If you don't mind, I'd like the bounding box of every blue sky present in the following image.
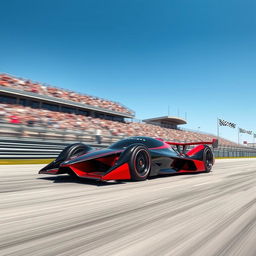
[0,0,256,143]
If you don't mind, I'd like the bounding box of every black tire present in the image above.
[40,143,92,172]
[57,143,91,162]
[203,146,214,173]
[128,145,151,181]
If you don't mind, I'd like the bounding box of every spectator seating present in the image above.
[0,74,132,115]
[0,103,238,147]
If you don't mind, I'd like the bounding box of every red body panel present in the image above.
[102,163,131,180]
[179,159,205,172]
[187,145,205,156]
[41,158,130,180]
[69,162,130,180]
[68,161,103,179]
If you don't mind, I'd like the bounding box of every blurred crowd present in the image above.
[0,103,237,146]
[0,103,111,135]
[0,74,132,115]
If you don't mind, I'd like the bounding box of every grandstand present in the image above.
[0,73,242,148]
[0,74,134,121]
[0,102,238,147]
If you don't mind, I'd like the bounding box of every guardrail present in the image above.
[214,146,256,158]
[0,123,124,143]
[0,123,125,159]
[1,123,256,159]
[0,138,109,159]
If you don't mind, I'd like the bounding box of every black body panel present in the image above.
[40,136,210,179]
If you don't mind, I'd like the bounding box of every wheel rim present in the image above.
[134,150,150,176]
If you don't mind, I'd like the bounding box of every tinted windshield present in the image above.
[109,137,164,149]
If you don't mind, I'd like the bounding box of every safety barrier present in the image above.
[214,146,256,158]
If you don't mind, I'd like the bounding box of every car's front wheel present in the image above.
[128,145,151,181]
[40,143,92,174]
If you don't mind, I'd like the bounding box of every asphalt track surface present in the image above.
[0,159,256,256]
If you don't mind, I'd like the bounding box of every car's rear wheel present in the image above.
[128,145,151,181]
[203,146,214,172]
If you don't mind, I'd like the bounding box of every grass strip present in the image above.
[0,159,54,165]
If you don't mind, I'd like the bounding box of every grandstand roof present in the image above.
[143,116,187,125]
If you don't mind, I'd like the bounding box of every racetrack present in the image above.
[1,159,256,256]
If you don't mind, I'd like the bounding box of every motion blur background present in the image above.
[1,3,256,255]
[1,0,256,158]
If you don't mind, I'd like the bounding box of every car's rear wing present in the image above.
[166,139,218,148]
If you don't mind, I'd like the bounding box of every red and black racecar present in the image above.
[39,136,218,181]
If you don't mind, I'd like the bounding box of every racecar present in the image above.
[39,136,218,181]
